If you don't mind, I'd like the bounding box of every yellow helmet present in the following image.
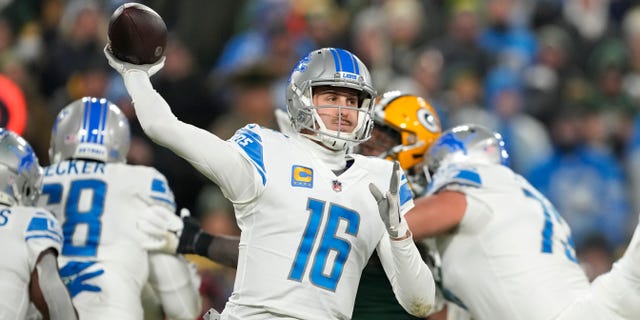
[363,91,441,195]
[372,91,441,170]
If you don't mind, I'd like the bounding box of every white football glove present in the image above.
[137,204,185,253]
[202,308,221,320]
[103,44,165,77]
[369,161,410,239]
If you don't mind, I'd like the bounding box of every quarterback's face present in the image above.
[313,86,359,133]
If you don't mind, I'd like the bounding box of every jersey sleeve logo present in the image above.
[25,212,63,244]
[230,125,267,185]
[291,165,313,188]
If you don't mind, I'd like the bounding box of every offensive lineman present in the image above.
[407,124,640,319]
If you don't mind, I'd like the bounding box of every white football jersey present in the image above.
[39,160,176,320]
[222,125,414,320]
[427,163,592,320]
[0,205,62,319]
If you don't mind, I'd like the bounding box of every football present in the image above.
[108,3,167,65]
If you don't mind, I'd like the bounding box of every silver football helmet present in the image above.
[49,97,130,163]
[0,129,43,206]
[286,47,376,150]
[426,124,510,175]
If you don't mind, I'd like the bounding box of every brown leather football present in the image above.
[108,3,167,65]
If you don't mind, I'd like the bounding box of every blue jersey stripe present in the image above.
[27,215,62,242]
[26,229,62,243]
[234,127,267,185]
[25,234,63,244]
[336,49,356,74]
[454,170,482,185]
[399,182,413,206]
[151,195,176,207]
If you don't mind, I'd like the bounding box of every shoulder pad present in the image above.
[25,210,63,253]
[426,164,482,195]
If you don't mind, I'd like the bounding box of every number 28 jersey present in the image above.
[426,163,590,320]
[222,125,414,320]
[38,160,175,319]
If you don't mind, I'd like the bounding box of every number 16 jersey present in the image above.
[221,125,415,320]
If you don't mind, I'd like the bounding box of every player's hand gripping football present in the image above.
[104,44,165,77]
[369,161,410,239]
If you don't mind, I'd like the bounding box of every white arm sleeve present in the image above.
[147,253,202,320]
[376,235,436,317]
[36,253,77,320]
[123,70,260,202]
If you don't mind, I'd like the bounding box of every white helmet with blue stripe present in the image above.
[426,124,510,176]
[0,129,43,206]
[49,97,131,163]
[286,47,376,150]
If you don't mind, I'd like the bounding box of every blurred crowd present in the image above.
[2,0,640,313]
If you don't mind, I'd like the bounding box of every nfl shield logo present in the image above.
[332,180,342,192]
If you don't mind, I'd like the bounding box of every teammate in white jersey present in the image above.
[0,129,78,320]
[39,97,201,320]
[406,124,640,319]
[105,45,436,319]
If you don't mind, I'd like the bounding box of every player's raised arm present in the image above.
[370,162,436,317]
[104,50,260,203]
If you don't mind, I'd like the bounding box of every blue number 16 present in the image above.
[289,199,360,291]
[42,179,107,257]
